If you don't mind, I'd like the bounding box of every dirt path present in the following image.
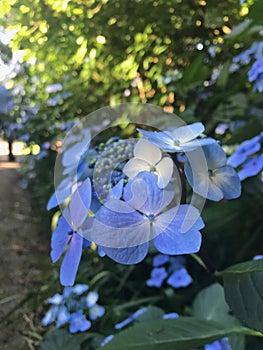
[0,161,52,349]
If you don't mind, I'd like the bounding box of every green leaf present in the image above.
[219,260,263,333]
[216,60,231,89]
[193,284,245,350]
[249,0,263,24]
[193,283,235,324]
[181,54,210,87]
[102,317,252,350]
[137,306,164,322]
[39,329,96,350]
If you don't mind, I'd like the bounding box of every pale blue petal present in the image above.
[102,243,149,264]
[69,177,91,229]
[123,172,168,215]
[171,122,204,143]
[47,185,72,210]
[137,128,177,152]
[48,293,63,305]
[60,233,83,286]
[56,306,71,327]
[89,304,105,320]
[73,284,89,295]
[106,179,124,200]
[42,305,59,326]
[153,206,203,255]
[51,216,72,263]
[94,199,145,228]
[212,166,241,199]
[62,132,91,168]
[203,142,227,169]
[86,291,99,308]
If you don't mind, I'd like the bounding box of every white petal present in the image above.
[134,139,162,164]
[155,157,174,188]
[123,158,150,179]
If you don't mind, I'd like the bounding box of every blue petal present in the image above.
[170,122,204,143]
[137,128,177,152]
[60,233,83,286]
[69,311,91,333]
[106,179,124,200]
[227,136,261,167]
[153,205,203,255]
[163,313,179,319]
[153,254,170,267]
[166,267,192,288]
[73,284,89,295]
[42,305,59,326]
[115,308,147,329]
[89,304,105,320]
[238,154,263,181]
[56,306,71,327]
[212,166,241,199]
[146,267,168,287]
[69,177,91,229]
[51,216,72,263]
[123,171,173,215]
[102,243,149,264]
[203,142,227,169]
[101,335,114,347]
[62,132,91,168]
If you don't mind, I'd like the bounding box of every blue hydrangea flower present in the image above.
[238,154,263,181]
[69,310,91,333]
[167,267,192,288]
[89,304,105,320]
[205,338,231,350]
[248,58,263,92]
[50,178,92,286]
[185,143,241,201]
[123,139,173,188]
[115,308,147,330]
[137,123,215,153]
[146,267,168,287]
[84,172,203,264]
[227,135,261,168]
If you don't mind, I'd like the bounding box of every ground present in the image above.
[0,160,53,349]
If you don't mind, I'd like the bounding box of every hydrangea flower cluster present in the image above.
[146,254,192,289]
[42,283,105,333]
[47,122,241,286]
[231,41,263,92]
[227,132,263,181]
